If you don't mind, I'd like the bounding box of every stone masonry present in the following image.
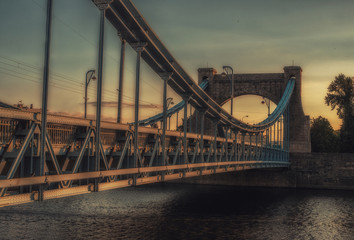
[197,66,311,153]
[177,153,354,190]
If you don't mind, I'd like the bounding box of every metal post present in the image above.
[189,105,192,133]
[269,126,272,148]
[277,119,280,161]
[39,0,53,201]
[195,109,198,134]
[162,74,169,166]
[234,131,238,161]
[134,51,141,168]
[231,72,234,116]
[117,38,126,123]
[94,7,105,192]
[133,43,146,169]
[266,128,269,146]
[280,116,283,160]
[176,111,178,130]
[273,122,276,149]
[225,127,228,162]
[84,72,88,119]
[260,132,264,161]
[30,135,34,192]
[214,121,218,162]
[281,116,283,150]
[287,106,290,154]
[256,133,259,161]
[183,97,189,164]
[87,134,91,185]
[268,126,272,161]
[200,110,205,163]
[241,132,245,161]
[249,134,252,161]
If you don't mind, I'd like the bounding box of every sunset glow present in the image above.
[1,0,353,130]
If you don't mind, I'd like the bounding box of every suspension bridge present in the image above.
[0,0,310,207]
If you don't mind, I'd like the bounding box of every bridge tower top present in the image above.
[197,65,311,153]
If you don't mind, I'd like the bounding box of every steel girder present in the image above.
[0,112,289,206]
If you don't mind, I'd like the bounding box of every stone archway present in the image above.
[197,66,311,153]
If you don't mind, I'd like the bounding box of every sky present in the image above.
[1,0,354,129]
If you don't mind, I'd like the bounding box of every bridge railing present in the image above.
[0,119,17,146]
[0,107,289,206]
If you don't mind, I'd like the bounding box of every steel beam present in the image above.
[160,73,171,166]
[39,0,53,202]
[0,160,290,189]
[0,123,36,196]
[148,135,159,167]
[200,110,205,163]
[214,121,218,162]
[94,7,106,192]
[183,96,189,164]
[117,132,131,169]
[117,38,126,123]
[132,43,147,171]
[225,128,228,162]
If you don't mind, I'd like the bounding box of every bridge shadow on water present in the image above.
[0,183,353,240]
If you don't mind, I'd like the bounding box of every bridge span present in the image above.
[0,0,307,206]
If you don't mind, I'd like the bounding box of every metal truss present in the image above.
[0,108,289,207]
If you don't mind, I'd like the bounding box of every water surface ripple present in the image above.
[0,184,353,240]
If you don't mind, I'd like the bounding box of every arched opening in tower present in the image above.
[221,94,277,124]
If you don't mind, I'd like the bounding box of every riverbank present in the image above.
[177,153,354,190]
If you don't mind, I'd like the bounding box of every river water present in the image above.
[0,183,353,240]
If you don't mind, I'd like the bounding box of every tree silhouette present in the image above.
[325,74,353,152]
[310,116,339,152]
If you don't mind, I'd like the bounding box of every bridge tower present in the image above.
[198,66,311,153]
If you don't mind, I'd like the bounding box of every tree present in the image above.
[310,116,339,152]
[325,74,354,152]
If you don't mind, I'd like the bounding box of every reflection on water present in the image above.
[0,184,353,240]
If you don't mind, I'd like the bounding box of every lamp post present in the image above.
[84,69,96,119]
[261,97,270,116]
[222,66,234,116]
[166,98,174,130]
[166,97,174,108]
[261,97,271,147]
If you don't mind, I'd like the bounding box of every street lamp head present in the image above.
[241,115,249,122]
[222,65,233,72]
[90,69,97,81]
[166,97,174,108]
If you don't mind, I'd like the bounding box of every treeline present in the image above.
[311,74,353,153]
